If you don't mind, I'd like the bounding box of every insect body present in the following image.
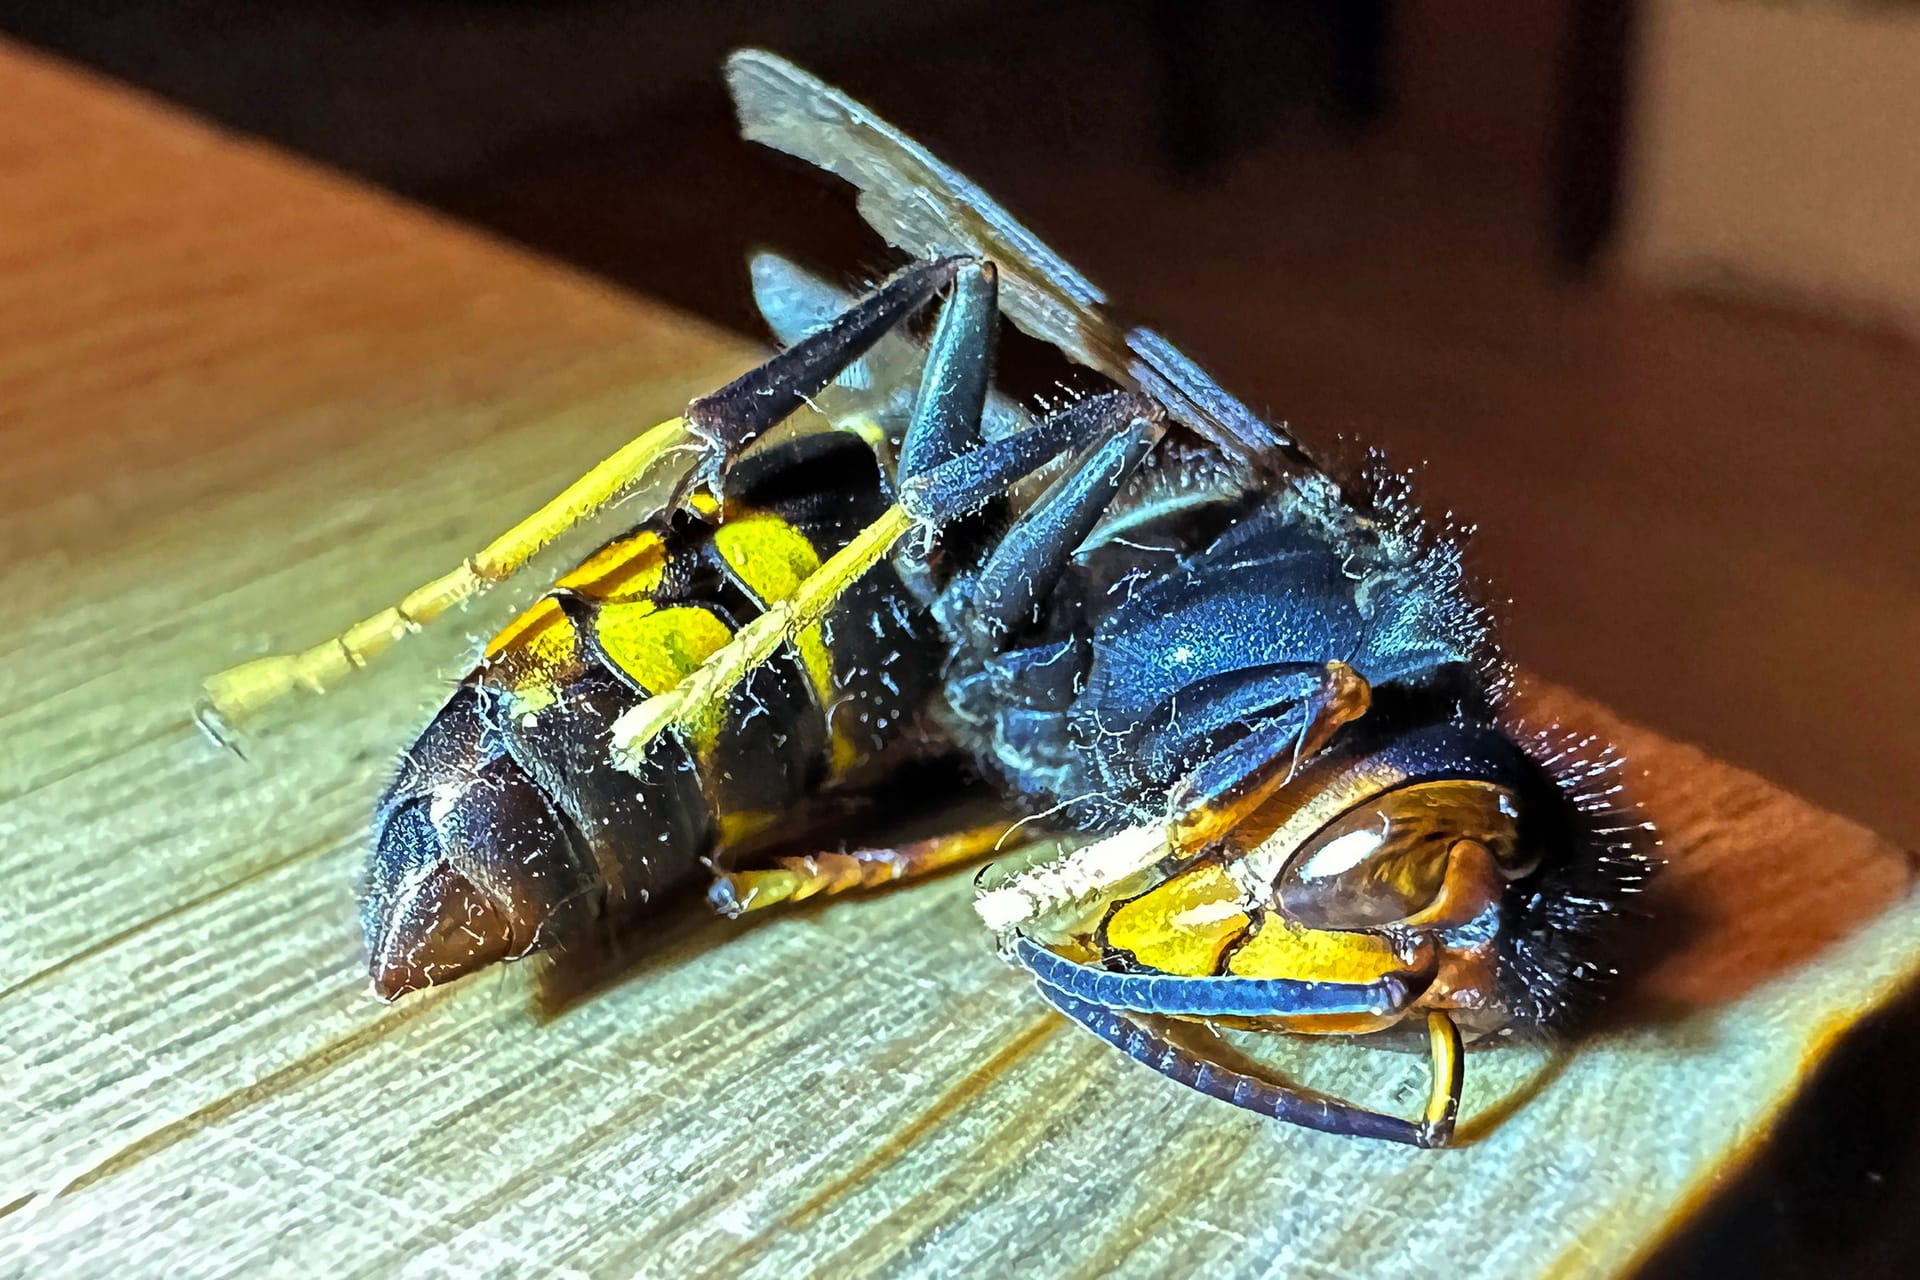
[203,51,1654,1147]
[362,430,946,997]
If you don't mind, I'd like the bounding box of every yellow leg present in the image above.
[708,821,1015,918]
[1421,1009,1465,1147]
[200,415,695,734]
[974,821,1169,936]
[607,503,913,772]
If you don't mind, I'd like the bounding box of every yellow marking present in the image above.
[476,597,584,715]
[712,514,856,773]
[484,597,561,661]
[609,504,913,777]
[837,415,890,455]
[1224,915,1407,988]
[202,414,695,730]
[1102,863,1250,978]
[718,809,778,848]
[1422,1009,1464,1144]
[592,603,734,753]
[557,530,667,603]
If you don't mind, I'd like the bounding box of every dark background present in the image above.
[5,3,1915,1275]
[8,1,1913,852]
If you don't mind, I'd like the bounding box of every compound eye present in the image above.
[1275,781,1523,928]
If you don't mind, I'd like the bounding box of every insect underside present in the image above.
[201,50,1655,1148]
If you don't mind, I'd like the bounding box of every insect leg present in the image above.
[686,256,965,492]
[607,501,914,771]
[965,408,1163,636]
[1008,935,1430,1020]
[706,821,1016,918]
[200,413,695,737]
[1032,982,1461,1147]
[896,259,998,481]
[1166,660,1373,852]
[602,399,1152,771]
[972,664,1370,935]
[898,391,1160,525]
[606,335,1143,774]
[200,260,962,738]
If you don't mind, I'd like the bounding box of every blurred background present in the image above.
[5,0,1914,851]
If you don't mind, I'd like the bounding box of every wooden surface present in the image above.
[3,41,1917,1280]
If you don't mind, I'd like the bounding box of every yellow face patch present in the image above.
[1224,915,1407,988]
[1102,858,1416,987]
[1103,862,1252,978]
[712,514,856,774]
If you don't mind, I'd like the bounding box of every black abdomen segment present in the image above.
[363,435,943,998]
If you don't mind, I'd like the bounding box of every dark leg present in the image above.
[968,414,1162,635]
[897,260,999,482]
[685,256,965,490]
[970,669,1371,938]
[1165,660,1373,851]
[1009,935,1426,1021]
[1033,982,1461,1147]
[206,264,970,734]
[898,391,1161,526]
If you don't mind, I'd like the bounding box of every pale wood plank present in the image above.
[1,40,1914,1280]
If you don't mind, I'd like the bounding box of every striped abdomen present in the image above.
[363,436,943,997]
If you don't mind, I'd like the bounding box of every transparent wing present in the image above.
[751,248,902,396]
[725,48,1313,472]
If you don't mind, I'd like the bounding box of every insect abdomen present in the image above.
[364,436,941,997]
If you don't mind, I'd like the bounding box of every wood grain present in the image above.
[1,41,1915,1280]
